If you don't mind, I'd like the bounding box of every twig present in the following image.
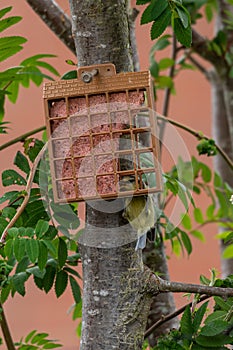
[187,53,209,77]
[157,113,233,171]
[144,295,210,338]
[160,35,177,143]
[0,126,46,151]
[0,303,16,350]
[25,0,75,54]
[152,274,233,297]
[0,145,46,244]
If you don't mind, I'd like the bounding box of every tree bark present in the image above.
[210,0,233,276]
[69,0,133,72]
[68,0,178,348]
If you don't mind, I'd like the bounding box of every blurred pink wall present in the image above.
[0,1,220,349]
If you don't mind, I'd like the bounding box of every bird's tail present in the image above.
[135,233,147,251]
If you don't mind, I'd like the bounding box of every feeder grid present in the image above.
[43,63,162,203]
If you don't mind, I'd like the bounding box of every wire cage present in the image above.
[43,63,162,203]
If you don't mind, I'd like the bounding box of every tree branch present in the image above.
[0,126,46,151]
[148,272,233,298]
[0,145,46,244]
[0,303,16,350]
[144,295,210,338]
[157,113,233,171]
[191,28,225,70]
[25,0,75,54]
[159,34,177,148]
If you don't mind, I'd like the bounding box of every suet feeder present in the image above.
[43,63,162,203]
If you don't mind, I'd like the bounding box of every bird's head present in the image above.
[119,175,137,192]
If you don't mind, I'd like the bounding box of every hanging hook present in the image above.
[81,69,98,83]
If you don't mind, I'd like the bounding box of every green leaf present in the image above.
[35,60,59,76]
[141,0,169,24]
[31,332,48,344]
[12,271,28,296]
[63,266,82,279]
[176,4,190,28]
[2,207,16,220]
[150,59,159,78]
[69,275,81,303]
[13,238,26,262]
[27,139,44,162]
[190,230,205,242]
[25,329,37,343]
[43,343,62,349]
[16,256,30,273]
[1,284,11,303]
[24,227,34,238]
[180,231,192,255]
[61,70,78,80]
[38,241,48,271]
[0,190,19,204]
[196,334,232,347]
[6,80,19,103]
[180,306,193,338]
[4,239,13,258]
[200,319,229,336]
[0,7,13,20]
[20,53,56,66]
[181,213,192,230]
[8,227,19,238]
[26,266,46,279]
[200,274,210,285]
[206,204,215,219]
[205,4,214,22]
[136,0,151,4]
[35,220,50,239]
[222,244,233,259]
[172,17,192,47]
[2,169,26,186]
[214,296,232,311]
[72,300,82,320]
[0,16,22,32]
[150,35,171,52]
[150,7,171,40]
[194,207,204,224]
[204,310,226,324]
[200,163,212,183]
[193,301,209,333]
[58,237,68,268]
[0,37,27,62]
[14,151,30,174]
[158,58,174,70]
[55,269,68,298]
[42,239,57,257]
[26,239,39,263]
[43,265,56,293]
[156,75,174,89]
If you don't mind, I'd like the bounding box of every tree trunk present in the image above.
[68,0,177,348]
[211,0,233,277]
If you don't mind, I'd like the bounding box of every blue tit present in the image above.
[120,175,155,250]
